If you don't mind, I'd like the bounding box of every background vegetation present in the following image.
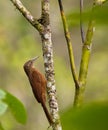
[0,0,108,130]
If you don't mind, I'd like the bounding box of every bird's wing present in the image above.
[29,69,46,103]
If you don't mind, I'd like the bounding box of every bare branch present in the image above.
[10,0,44,32]
[80,0,85,44]
[58,0,79,88]
[40,1,62,129]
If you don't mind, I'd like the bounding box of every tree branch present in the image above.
[74,2,96,107]
[40,0,62,129]
[10,0,44,32]
[9,0,62,129]
[80,0,85,44]
[58,0,79,89]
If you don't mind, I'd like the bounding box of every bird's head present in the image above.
[23,56,39,76]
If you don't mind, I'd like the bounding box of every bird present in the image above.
[23,56,53,125]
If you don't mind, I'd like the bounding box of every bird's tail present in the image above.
[41,102,53,125]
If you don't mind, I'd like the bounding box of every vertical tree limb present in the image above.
[74,2,96,107]
[40,0,62,129]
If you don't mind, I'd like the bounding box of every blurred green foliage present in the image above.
[0,123,5,130]
[0,101,8,116]
[61,102,108,130]
[0,89,27,130]
[4,91,27,124]
[67,2,108,26]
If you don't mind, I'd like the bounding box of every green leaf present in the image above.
[61,102,108,130]
[3,92,27,124]
[0,101,8,116]
[0,90,6,100]
[0,90,8,116]
[0,122,5,130]
[0,89,27,124]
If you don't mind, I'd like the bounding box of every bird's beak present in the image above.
[31,56,39,62]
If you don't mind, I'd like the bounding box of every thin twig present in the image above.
[58,0,79,88]
[80,0,85,44]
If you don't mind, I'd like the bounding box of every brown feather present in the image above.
[23,59,53,125]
